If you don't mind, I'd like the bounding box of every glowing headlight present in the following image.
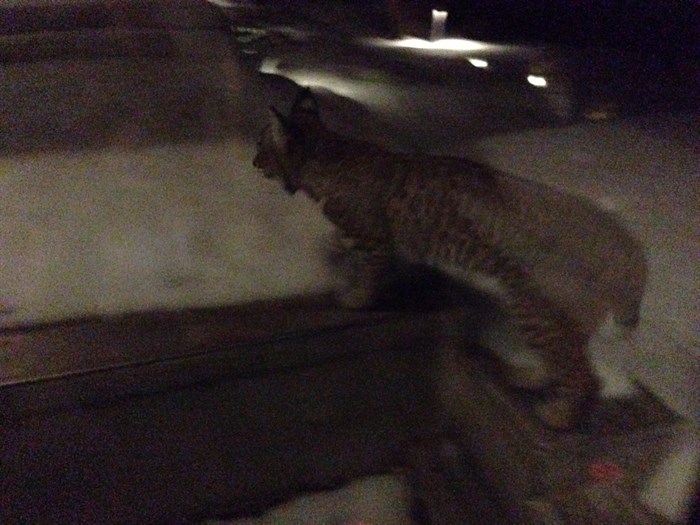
[467,58,489,69]
[527,75,548,88]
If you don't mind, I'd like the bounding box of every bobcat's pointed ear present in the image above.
[291,87,319,117]
[268,106,289,152]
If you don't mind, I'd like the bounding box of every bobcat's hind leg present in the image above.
[507,291,600,430]
[335,240,392,310]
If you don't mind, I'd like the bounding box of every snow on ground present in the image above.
[0,141,336,327]
[205,474,413,525]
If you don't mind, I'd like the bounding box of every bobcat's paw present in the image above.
[336,287,375,310]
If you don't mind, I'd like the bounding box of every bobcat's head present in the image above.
[253,88,321,195]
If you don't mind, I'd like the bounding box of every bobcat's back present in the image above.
[384,157,645,331]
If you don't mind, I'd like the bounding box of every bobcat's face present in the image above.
[252,89,321,195]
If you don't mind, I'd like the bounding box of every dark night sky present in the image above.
[443,0,699,53]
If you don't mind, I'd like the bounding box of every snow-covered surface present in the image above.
[0,142,336,325]
[204,475,413,525]
[642,424,700,522]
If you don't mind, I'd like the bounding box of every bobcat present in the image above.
[253,89,647,430]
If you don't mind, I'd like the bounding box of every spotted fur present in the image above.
[253,89,647,430]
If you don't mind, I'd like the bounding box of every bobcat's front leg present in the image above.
[335,238,392,310]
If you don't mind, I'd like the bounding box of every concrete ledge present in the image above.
[1,296,447,524]
[0,295,433,414]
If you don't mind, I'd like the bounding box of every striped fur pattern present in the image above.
[253,89,647,430]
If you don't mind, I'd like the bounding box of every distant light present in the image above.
[467,58,489,68]
[388,37,488,52]
[430,9,448,41]
[527,74,548,87]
